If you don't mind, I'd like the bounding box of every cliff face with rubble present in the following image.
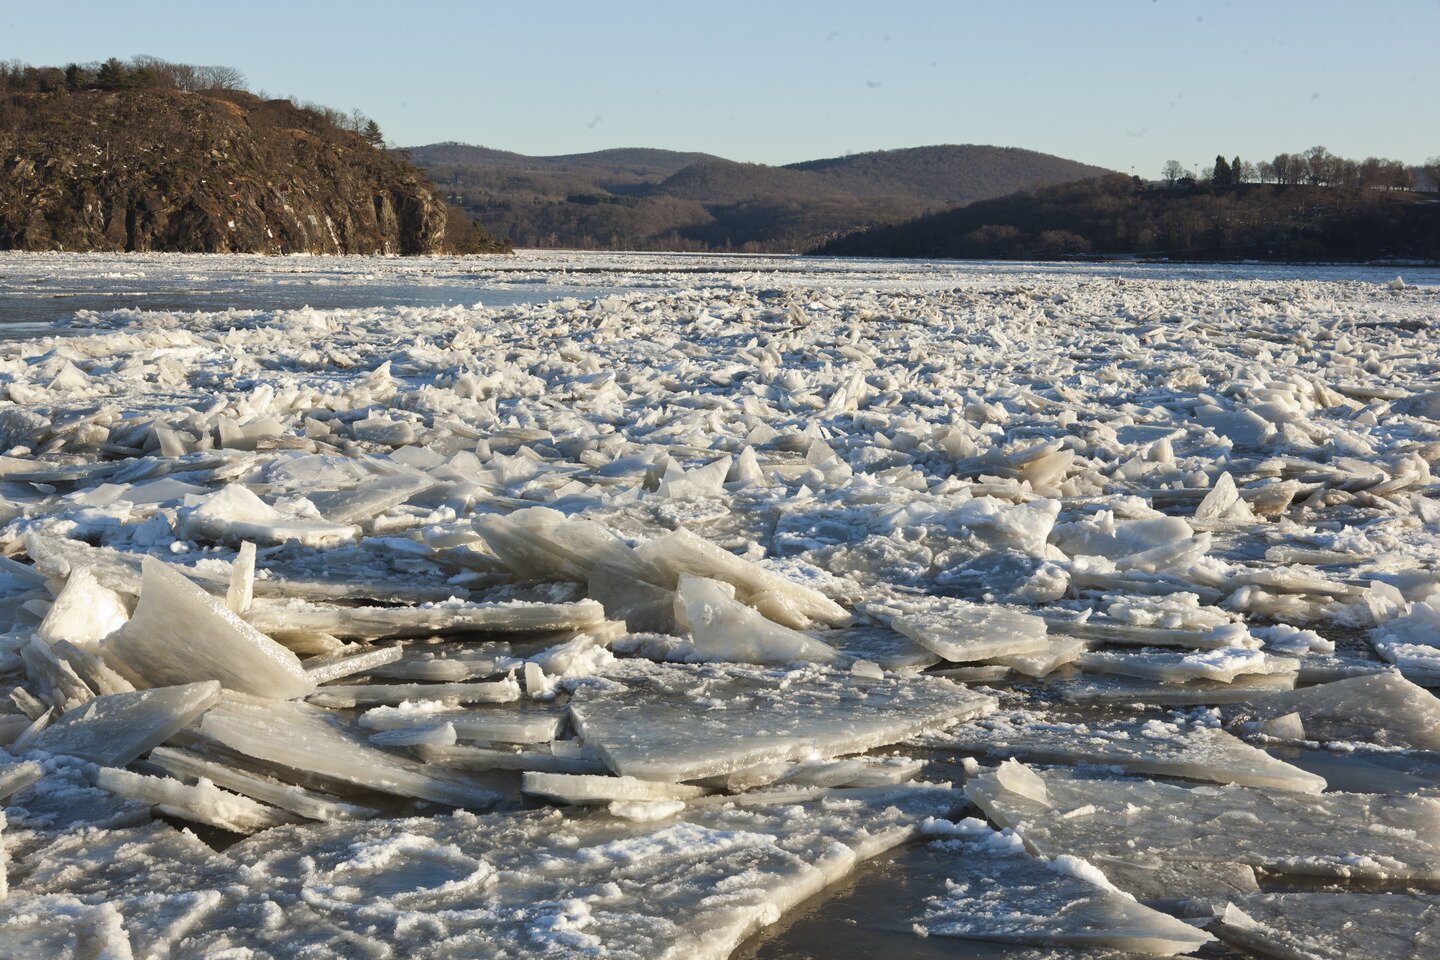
[0,88,506,255]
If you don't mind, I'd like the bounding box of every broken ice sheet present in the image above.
[1075,647,1298,684]
[198,693,501,809]
[914,818,1213,956]
[1203,892,1440,960]
[569,661,995,782]
[1049,671,1297,705]
[672,574,845,666]
[182,483,360,547]
[244,595,607,639]
[858,596,1050,664]
[367,640,512,681]
[30,681,220,767]
[102,556,314,699]
[359,700,567,744]
[217,783,961,959]
[822,621,941,672]
[967,763,1440,885]
[923,712,1326,792]
[94,766,300,834]
[306,675,520,708]
[1228,669,1440,751]
[148,746,380,821]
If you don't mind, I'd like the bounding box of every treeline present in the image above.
[1162,146,1438,192]
[817,174,1440,263]
[0,57,386,146]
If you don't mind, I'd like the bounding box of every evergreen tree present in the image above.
[96,58,129,90]
[1232,156,1243,183]
[1213,154,1233,188]
[362,119,385,147]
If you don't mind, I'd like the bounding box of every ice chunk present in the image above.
[915,818,1214,955]
[368,641,510,681]
[673,575,845,665]
[308,474,433,525]
[148,746,380,821]
[245,595,607,639]
[359,701,566,744]
[825,621,941,672]
[967,766,1440,884]
[94,767,299,833]
[1230,670,1440,750]
[225,540,255,614]
[1193,472,1257,525]
[35,567,129,649]
[569,661,994,782]
[30,681,220,766]
[587,564,677,633]
[302,643,405,683]
[307,676,521,708]
[1205,892,1440,960]
[103,557,314,699]
[859,596,1049,663]
[199,693,500,808]
[1076,648,1298,684]
[986,635,1086,677]
[0,759,42,801]
[522,772,712,805]
[636,527,851,627]
[1050,671,1297,705]
[927,713,1326,792]
[183,483,360,547]
[421,742,607,774]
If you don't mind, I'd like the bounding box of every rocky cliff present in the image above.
[0,87,507,254]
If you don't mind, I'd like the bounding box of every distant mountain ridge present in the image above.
[407,142,1110,252]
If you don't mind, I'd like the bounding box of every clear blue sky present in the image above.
[3,1,1435,174]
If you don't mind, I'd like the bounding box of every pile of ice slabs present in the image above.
[3,261,1440,959]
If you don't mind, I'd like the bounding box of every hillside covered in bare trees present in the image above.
[817,167,1440,263]
[0,58,508,255]
[409,143,1111,252]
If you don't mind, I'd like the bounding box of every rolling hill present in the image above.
[407,142,1111,252]
[815,173,1440,263]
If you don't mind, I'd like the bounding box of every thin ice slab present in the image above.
[245,596,606,639]
[1204,892,1440,960]
[148,746,380,821]
[925,713,1326,792]
[569,661,995,782]
[1231,670,1440,751]
[858,596,1050,663]
[198,693,501,809]
[307,676,520,708]
[673,575,845,665]
[967,763,1440,885]
[359,701,566,744]
[30,681,220,766]
[94,767,299,834]
[521,772,712,804]
[915,818,1213,956]
[103,557,314,699]
[1049,671,1297,706]
[1075,648,1298,684]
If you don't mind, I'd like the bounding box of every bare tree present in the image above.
[1162,159,1185,186]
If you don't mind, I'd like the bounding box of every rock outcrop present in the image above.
[0,88,507,254]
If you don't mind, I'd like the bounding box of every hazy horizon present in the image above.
[3,0,1436,177]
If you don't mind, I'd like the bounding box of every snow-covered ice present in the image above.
[2,250,1439,957]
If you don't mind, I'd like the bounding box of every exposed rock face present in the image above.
[0,88,502,254]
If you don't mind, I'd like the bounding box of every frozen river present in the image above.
[2,250,1440,959]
